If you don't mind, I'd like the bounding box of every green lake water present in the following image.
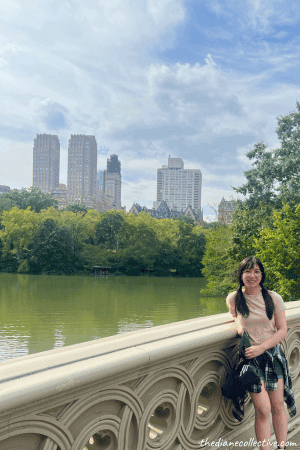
[0,273,228,361]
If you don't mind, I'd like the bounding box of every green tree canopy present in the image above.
[200,225,238,295]
[254,204,300,300]
[234,101,300,209]
[64,203,90,213]
[176,215,196,226]
[30,218,82,274]
[0,187,58,213]
[118,221,160,275]
[0,207,42,257]
[0,197,16,215]
[229,201,275,263]
[174,222,206,276]
[95,211,124,250]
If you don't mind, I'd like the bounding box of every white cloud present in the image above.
[123,178,157,209]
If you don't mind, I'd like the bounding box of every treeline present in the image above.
[0,192,207,276]
[202,101,300,300]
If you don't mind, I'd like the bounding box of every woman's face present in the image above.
[241,264,262,290]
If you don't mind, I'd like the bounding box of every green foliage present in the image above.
[174,223,206,276]
[176,215,196,225]
[30,219,83,274]
[64,203,90,213]
[0,197,16,215]
[202,221,219,229]
[118,219,160,275]
[200,225,238,295]
[234,101,300,209]
[0,206,207,277]
[254,204,300,300]
[0,207,42,257]
[0,187,58,213]
[153,239,176,275]
[230,202,274,263]
[95,211,124,250]
[17,259,30,273]
[80,243,115,268]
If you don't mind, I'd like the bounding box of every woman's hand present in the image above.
[245,345,264,359]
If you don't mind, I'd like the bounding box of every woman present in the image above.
[226,256,296,450]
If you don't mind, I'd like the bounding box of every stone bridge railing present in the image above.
[1,301,300,450]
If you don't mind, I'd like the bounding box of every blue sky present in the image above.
[1,0,300,219]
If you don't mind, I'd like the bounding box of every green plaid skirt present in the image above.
[248,346,285,393]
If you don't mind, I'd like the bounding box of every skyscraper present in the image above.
[67,135,97,204]
[97,170,106,192]
[32,134,60,192]
[154,156,202,212]
[104,155,121,209]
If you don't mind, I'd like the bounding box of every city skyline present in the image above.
[31,133,122,211]
[1,1,300,219]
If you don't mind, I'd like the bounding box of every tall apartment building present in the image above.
[102,155,121,209]
[32,134,60,192]
[153,156,202,212]
[67,135,97,204]
[97,170,105,192]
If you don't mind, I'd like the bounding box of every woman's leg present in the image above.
[250,380,271,450]
[268,378,287,449]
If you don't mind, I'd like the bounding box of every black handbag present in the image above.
[221,331,261,400]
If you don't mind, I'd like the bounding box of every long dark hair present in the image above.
[235,256,274,320]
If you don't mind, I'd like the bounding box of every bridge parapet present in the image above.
[1,302,300,450]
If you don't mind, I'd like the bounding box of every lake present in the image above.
[0,273,228,361]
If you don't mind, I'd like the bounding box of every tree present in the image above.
[202,221,219,229]
[229,201,275,263]
[176,216,196,226]
[0,187,58,213]
[153,238,177,275]
[234,101,300,208]
[30,219,82,274]
[254,204,300,300]
[0,207,41,258]
[64,203,90,213]
[80,243,114,268]
[200,225,238,295]
[118,221,160,275]
[174,222,206,276]
[95,211,124,250]
[0,197,16,215]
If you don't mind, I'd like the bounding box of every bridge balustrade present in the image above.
[0,301,300,450]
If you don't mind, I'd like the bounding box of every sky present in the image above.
[1,0,300,220]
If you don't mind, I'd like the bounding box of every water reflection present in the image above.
[53,326,66,348]
[118,319,154,334]
[0,324,29,360]
[0,273,227,360]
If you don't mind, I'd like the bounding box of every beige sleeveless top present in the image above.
[226,289,286,345]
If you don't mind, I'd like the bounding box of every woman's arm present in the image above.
[227,294,244,335]
[245,311,287,358]
[234,317,244,336]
